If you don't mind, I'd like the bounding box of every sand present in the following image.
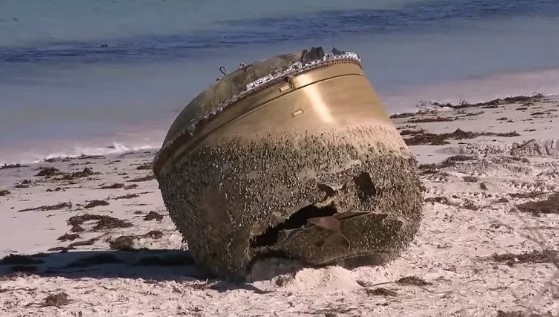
[1,95,558,317]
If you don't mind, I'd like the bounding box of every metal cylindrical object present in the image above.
[153,48,423,279]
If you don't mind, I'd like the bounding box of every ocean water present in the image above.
[1,0,559,163]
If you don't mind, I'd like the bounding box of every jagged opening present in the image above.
[353,172,376,202]
[250,204,337,248]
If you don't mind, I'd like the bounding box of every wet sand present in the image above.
[1,95,558,317]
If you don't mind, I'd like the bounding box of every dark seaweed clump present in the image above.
[18,202,72,212]
[84,200,109,209]
[515,193,559,215]
[403,129,520,146]
[490,249,557,266]
[43,292,71,307]
[67,214,132,231]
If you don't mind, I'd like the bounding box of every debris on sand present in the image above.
[0,163,28,170]
[44,157,71,163]
[67,237,99,249]
[462,176,478,183]
[396,276,432,286]
[18,202,72,212]
[490,249,557,266]
[124,184,139,190]
[35,167,61,177]
[419,155,479,174]
[509,192,546,199]
[67,214,132,231]
[432,94,544,109]
[14,179,32,188]
[458,111,484,118]
[99,183,125,189]
[77,154,104,160]
[84,199,109,209]
[109,236,136,251]
[144,230,164,239]
[407,116,454,123]
[69,224,85,233]
[0,189,10,196]
[515,192,559,215]
[43,292,71,308]
[389,112,415,119]
[112,193,140,200]
[136,163,152,170]
[48,239,101,252]
[496,310,555,317]
[127,175,155,182]
[32,166,99,181]
[59,167,96,180]
[424,196,454,205]
[46,187,64,192]
[443,155,477,164]
[399,129,424,136]
[144,211,164,221]
[403,129,520,146]
[366,287,397,297]
[57,233,80,242]
[109,230,165,250]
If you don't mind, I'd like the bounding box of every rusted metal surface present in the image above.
[153,47,423,279]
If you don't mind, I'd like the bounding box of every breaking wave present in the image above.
[0,142,160,166]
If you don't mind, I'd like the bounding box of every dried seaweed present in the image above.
[99,183,124,189]
[490,249,557,266]
[113,193,140,200]
[57,233,80,242]
[407,116,454,123]
[0,163,27,170]
[515,193,559,215]
[67,214,132,231]
[84,200,109,209]
[396,276,432,286]
[366,287,397,297]
[136,163,152,170]
[127,175,155,182]
[59,167,96,180]
[35,167,61,177]
[109,236,135,251]
[18,202,72,212]
[43,292,71,307]
[144,211,164,221]
[404,129,520,146]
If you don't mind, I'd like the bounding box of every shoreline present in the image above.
[1,94,558,316]
[2,92,558,166]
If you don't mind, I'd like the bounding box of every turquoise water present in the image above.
[1,0,559,162]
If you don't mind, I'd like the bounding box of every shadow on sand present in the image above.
[0,249,270,293]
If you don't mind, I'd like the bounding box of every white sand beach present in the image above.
[1,95,558,317]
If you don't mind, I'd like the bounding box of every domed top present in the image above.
[163,51,304,145]
[162,47,359,146]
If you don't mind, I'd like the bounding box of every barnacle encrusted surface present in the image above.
[156,125,423,278]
